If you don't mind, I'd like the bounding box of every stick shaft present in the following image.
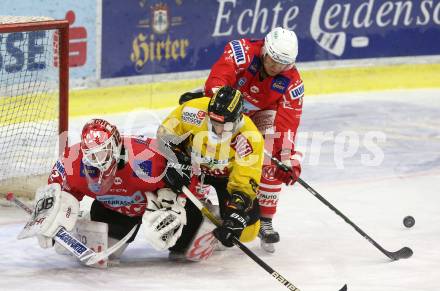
[182,186,301,291]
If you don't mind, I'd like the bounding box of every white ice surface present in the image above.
[1,89,439,291]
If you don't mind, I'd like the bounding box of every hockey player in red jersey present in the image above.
[180,27,303,252]
[30,118,188,263]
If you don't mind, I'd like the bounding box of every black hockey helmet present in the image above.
[208,86,243,124]
[207,86,244,139]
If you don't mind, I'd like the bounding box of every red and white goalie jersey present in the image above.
[204,38,304,157]
[48,136,167,217]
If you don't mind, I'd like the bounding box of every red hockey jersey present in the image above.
[48,136,167,217]
[204,38,304,157]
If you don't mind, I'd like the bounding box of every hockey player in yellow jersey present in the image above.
[157,86,264,259]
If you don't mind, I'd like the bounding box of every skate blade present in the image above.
[260,240,275,253]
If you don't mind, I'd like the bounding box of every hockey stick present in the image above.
[265,152,413,261]
[6,192,136,265]
[181,186,347,291]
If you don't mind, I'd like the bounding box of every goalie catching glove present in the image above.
[18,183,80,248]
[213,192,252,247]
[142,188,187,251]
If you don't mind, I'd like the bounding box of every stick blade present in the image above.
[339,284,348,291]
[389,247,413,260]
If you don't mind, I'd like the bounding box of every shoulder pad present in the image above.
[288,81,305,100]
[271,75,291,94]
[133,160,153,178]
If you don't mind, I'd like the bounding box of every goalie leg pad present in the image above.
[18,184,79,240]
[39,184,80,237]
[90,199,141,242]
[54,218,110,268]
[183,209,219,262]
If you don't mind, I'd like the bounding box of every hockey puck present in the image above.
[403,216,415,228]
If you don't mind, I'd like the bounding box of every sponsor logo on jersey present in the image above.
[237,77,247,87]
[192,150,229,176]
[55,161,66,179]
[247,56,261,75]
[182,107,206,126]
[250,85,259,94]
[271,75,290,94]
[114,177,123,185]
[133,160,152,178]
[231,134,253,158]
[289,83,304,100]
[229,40,245,65]
[96,190,145,207]
[80,161,99,178]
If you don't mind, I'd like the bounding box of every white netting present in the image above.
[0,21,60,192]
[0,16,53,25]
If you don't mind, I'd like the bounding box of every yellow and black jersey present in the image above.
[159,97,264,201]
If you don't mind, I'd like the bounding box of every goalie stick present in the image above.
[6,192,136,266]
[181,186,348,291]
[265,152,413,261]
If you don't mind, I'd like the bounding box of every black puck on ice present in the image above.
[403,216,415,228]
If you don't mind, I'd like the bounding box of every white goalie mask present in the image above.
[80,119,122,194]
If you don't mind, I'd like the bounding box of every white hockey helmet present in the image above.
[263,27,298,65]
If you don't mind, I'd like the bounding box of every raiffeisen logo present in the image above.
[310,0,440,56]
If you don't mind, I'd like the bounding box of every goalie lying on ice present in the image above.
[18,118,191,266]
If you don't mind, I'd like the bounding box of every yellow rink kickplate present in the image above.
[69,63,440,117]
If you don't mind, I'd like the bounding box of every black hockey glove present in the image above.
[213,192,252,247]
[179,91,204,105]
[163,146,192,194]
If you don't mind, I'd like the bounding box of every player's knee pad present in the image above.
[54,218,110,268]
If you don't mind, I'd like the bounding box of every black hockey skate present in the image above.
[258,218,279,253]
